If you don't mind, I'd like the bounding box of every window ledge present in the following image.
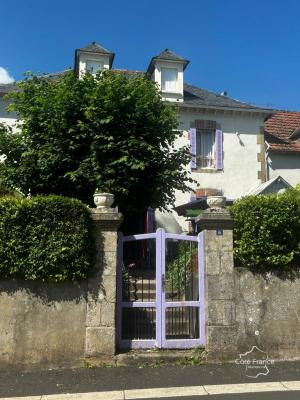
[192,168,222,173]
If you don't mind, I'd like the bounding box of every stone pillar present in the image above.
[196,196,237,361]
[85,205,123,357]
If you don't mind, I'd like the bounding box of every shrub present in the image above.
[166,241,198,297]
[0,185,15,197]
[0,181,23,198]
[230,190,300,270]
[0,195,92,282]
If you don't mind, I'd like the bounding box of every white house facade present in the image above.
[145,49,276,232]
[1,42,299,233]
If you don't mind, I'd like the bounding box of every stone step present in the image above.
[128,293,185,301]
[135,281,156,291]
[127,292,187,301]
[127,269,155,280]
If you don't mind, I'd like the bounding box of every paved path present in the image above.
[1,382,300,399]
[1,362,300,399]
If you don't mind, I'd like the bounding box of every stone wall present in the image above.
[197,198,300,362]
[235,268,300,361]
[2,196,300,368]
[0,280,87,369]
[0,208,122,370]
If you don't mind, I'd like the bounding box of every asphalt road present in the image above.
[1,361,300,399]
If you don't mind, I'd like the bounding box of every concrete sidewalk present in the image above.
[1,381,300,399]
[1,362,300,398]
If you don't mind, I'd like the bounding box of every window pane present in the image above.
[196,130,215,168]
[203,131,213,158]
[86,61,103,74]
[161,68,177,91]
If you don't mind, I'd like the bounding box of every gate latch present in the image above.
[161,274,166,292]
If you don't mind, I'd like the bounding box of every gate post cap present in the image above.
[90,208,123,230]
[196,197,233,230]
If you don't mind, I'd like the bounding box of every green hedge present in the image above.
[0,184,22,197]
[0,195,92,282]
[230,189,300,270]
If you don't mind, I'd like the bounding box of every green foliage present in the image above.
[0,195,92,281]
[0,174,23,198]
[230,190,300,270]
[0,184,21,197]
[0,70,193,212]
[166,241,198,296]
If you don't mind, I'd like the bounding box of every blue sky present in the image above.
[1,0,300,110]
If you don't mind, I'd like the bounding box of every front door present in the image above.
[117,228,205,349]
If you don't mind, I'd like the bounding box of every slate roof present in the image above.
[113,69,144,79]
[265,112,300,152]
[154,49,188,62]
[0,61,274,114]
[147,49,189,74]
[182,83,273,112]
[77,41,113,55]
[75,42,115,69]
[0,71,72,95]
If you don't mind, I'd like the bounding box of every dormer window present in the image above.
[75,41,115,78]
[147,49,189,103]
[86,60,104,75]
[161,67,178,92]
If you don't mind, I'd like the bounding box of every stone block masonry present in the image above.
[85,209,123,357]
[196,203,237,361]
[0,206,123,369]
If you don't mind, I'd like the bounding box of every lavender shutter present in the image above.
[215,129,223,170]
[189,128,197,169]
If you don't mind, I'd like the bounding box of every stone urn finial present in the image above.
[93,190,114,211]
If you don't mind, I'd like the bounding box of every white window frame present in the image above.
[196,130,216,168]
[161,67,178,93]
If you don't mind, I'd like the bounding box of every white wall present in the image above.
[267,152,300,187]
[0,95,17,128]
[157,109,266,233]
[0,96,18,162]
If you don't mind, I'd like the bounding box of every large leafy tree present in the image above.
[0,70,193,213]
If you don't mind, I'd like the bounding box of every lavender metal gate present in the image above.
[117,228,205,349]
